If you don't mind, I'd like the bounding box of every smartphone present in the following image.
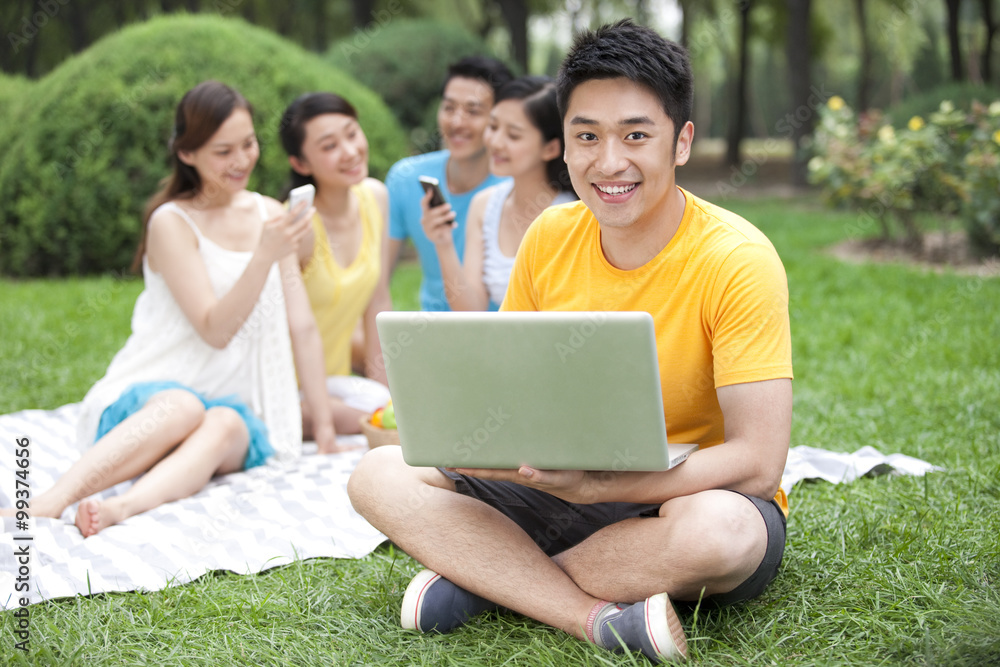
[418,175,447,208]
[287,183,316,221]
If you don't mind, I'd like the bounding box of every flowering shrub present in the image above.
[809,96,1000,256]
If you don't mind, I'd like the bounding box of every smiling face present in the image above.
[291,113,369,189]
[178,107,259,196]
[564,77,692,233]
[437,76,494,161]
[485,99,560,179]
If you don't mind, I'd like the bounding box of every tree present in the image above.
[982,0,996,83]
[350,0,375,28]
[854,0,873,111]
[495,0,529,72]
[726,0,754,167]
[944,0,964,80]
[786,0,812,186]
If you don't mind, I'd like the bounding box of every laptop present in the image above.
[375,311,698,471]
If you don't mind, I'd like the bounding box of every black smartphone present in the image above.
[418,175,447,208]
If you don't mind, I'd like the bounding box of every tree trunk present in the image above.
[350,0,374,29]
[679,0,695,48]
[67,2,89,54]
[313,0,328,52]
[945,0,964,80]
[634,0,651,26]
[495,0,529,73]
[725,0,752,168]
[854,0,872,111]
[786,0,812,187]
[983,0,996,83]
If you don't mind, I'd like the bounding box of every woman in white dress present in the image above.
[425,76,577,311]
[7,81,337,537]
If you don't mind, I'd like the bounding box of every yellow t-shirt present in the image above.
[502,188,793,513]
[303,184,382,377]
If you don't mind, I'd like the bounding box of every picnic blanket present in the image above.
[0,404,940,609]
[1,403,385,609]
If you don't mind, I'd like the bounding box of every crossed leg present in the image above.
[348,445,769,639]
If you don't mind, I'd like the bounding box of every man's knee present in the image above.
[348,446,454,515]
[348,445,403,511]
[661,491,767,569]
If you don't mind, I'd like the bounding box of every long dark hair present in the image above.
[495,75,574,196]
[132,81,253,271]
[278,92,358,198]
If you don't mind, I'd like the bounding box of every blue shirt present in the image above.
[386,150,508,311]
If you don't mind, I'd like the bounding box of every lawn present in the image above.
[1,197,998,665]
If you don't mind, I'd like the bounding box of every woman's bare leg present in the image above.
[23,390,206,520]
[75,406,249,536]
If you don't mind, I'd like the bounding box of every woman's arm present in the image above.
[147,199,312,349]
[442,189,491,311]
[278,252,340,454]
[361,179,393,385]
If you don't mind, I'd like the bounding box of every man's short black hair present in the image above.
[442,55,514,98]
[556,19,693,144]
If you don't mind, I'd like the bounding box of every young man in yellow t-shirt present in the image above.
[349,19,793,664]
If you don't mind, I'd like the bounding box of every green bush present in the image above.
[327,18,502,150]
[0,14,407,277]
[0,73,31,121]
[809,95,1000,256]
[884,82,998,128]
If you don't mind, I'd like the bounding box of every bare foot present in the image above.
[74,498,125,537]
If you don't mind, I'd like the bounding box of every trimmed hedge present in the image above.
[0,14,407,277]
[0,74,31,122]
[327,18,502,150]
[885,82,998,128]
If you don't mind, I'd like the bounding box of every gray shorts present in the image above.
[441,470,785,606]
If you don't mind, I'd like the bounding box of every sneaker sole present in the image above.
[400,569,442,632]
[645,593,688,660]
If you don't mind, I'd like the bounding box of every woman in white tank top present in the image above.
[1,81,336,537]
[427,76,577,310]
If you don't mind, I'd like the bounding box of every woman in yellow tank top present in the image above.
[279,93,393,439]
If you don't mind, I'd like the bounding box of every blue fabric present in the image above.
[385,149,509,311]
[95,381,273,470]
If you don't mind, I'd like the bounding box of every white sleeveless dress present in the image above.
[75,194,302,463]
[481,181,576,307]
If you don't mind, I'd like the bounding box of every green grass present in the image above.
[2,199,999,665]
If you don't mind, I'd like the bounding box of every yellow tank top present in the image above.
[303,184,382,377]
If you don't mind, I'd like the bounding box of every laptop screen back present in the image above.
[376,311,685,471]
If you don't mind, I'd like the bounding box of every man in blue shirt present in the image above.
[386,56,513,311]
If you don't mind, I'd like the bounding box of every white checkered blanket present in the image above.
[0,404,385,609]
